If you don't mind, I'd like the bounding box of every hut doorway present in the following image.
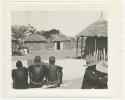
[57,41,60,50]
[54,41,63,50]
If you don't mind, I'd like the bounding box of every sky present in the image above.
[11,11,107,37]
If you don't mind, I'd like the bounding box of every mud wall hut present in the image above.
[12,36,19,53]
[52,35,75,50]
[24,34,47,51]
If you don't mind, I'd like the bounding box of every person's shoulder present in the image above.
[22,66,27,69]
[56,65,63,70]
[12,69,17,73]
[86,66,96,71]
[12,68,16,71]
[22,67,28,71]
[28,65,33,69]
[86,68,93,73]
[85,68,95,75]
[86,67,92,71]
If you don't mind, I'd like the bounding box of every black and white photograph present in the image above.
[11,11,108,89]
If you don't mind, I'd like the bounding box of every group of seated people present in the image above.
[12,56,63,89]
[12,55,108,89]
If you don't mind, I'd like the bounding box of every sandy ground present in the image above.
[12,58,86,89]
[12,49,76,61]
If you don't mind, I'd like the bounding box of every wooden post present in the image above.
[94,37,97,60]
[103,47,105,61]
[81,37,83,58]
[83,37,87,59]
[76,37,79,58]
[105,48,107,61]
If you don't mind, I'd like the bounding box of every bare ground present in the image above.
[12,49,86,89]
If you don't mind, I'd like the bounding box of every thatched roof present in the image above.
[53,34,70,42]
[25,34,46,42]
[76,19,107,38]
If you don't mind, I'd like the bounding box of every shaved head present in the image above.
[16,60,22,68]
[34,56,41,63]
[49,56,55,65]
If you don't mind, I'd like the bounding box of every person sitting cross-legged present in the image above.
[45,56,63,88]
[12,61,28,89]
[28,56,47,88]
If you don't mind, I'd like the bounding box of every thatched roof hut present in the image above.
[25,34,47,42]
[11,35,19,53]
[52,34,69,42]
[76,19,108,61]
[52,34,75,50]
[24,34,47,51]
[76,19,107,38]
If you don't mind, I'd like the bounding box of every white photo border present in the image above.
[1,1,122,98]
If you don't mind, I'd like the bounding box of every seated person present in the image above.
[28,56,47,88]
[12,61,28,89]
[94,60,108,89]
[81,58,108,89]
[45,56,63,87]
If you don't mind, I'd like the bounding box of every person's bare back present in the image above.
[45,56,63,87]
[28,56,47,88]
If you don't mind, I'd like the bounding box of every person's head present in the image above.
[16,60,22,68]
[49,56,55,65]
[85,57,97,68]
[34,56,41,63]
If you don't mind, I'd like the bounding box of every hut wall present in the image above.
[63,40,75,50]
[25,42,47,51]
[47,41,55,50]
[53,41,63,50]
[77,40,85,49]
[84,37,107,61]
[60,42,63,50]
[70,40,76,49]
[41,42,47,50]
[76,37,86,57]
[48,40,76,50]
[54,42,57,50]
[12,41,19,52]
[63,41,70,49]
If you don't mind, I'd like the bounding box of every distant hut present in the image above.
[11,35,19,53]
[52,34,75,50]
[76,19,108,61]
[24,34,47,51]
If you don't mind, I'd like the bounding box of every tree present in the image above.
[28,26,36,34]
[36,30,45,36]
[49,29,60,35]
[49,29,60,38]
[41,29,60,39]
[11,25,29,48]
[41,31,50,39]
[40,29,61,48]
[11,25,28,40]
